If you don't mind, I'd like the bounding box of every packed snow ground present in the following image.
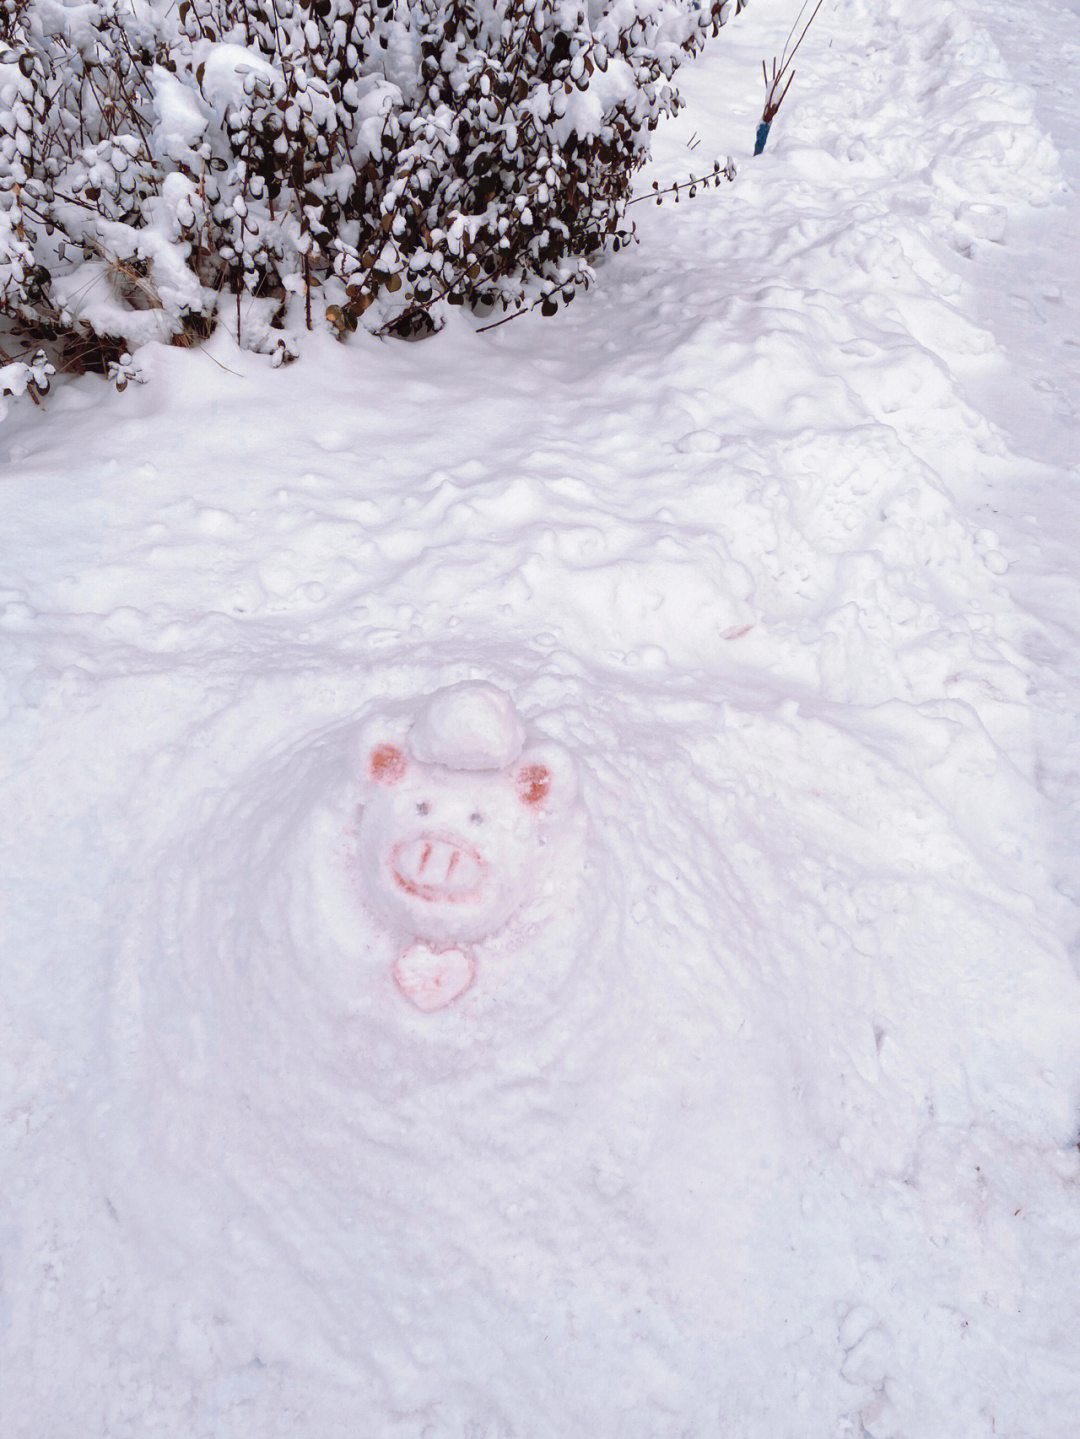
[4,0,1080,1434]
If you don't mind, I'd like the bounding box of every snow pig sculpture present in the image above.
[352,682,579,1011]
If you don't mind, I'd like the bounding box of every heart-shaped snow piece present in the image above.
[393,942,477,1012]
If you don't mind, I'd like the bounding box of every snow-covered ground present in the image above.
[4,0,1080,1433]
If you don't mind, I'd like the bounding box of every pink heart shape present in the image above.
[393,943,477,1012]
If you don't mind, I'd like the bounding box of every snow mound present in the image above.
[408,681,528,771]
[351,683,581,964]
[4,656,1071,1436]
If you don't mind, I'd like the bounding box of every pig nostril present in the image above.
[469,812,484,825]
[416,801,430,816]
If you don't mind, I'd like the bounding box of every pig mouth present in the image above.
[389,833,487,904]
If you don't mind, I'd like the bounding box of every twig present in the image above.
[196,345,243,377]
[626,159,736,207]
[474,297,540,334]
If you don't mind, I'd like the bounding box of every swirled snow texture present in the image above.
[4,0,1080,1435]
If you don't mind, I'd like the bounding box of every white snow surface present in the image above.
[4,0,1080,1434]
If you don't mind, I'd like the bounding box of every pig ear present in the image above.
[350,717,410,790]
[513,741,577,818]
[367,742,408,786]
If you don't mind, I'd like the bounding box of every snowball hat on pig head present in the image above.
[408,681,527,771]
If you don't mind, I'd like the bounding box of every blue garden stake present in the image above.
[756,0,825,158]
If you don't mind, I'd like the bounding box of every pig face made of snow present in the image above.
[353,711,578,949]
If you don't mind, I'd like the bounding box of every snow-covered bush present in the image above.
[0,0,740,364]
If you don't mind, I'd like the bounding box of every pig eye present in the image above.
[416,801,430,816]
[469,811,485,826]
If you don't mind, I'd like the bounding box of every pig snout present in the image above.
[389,833,487,903]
